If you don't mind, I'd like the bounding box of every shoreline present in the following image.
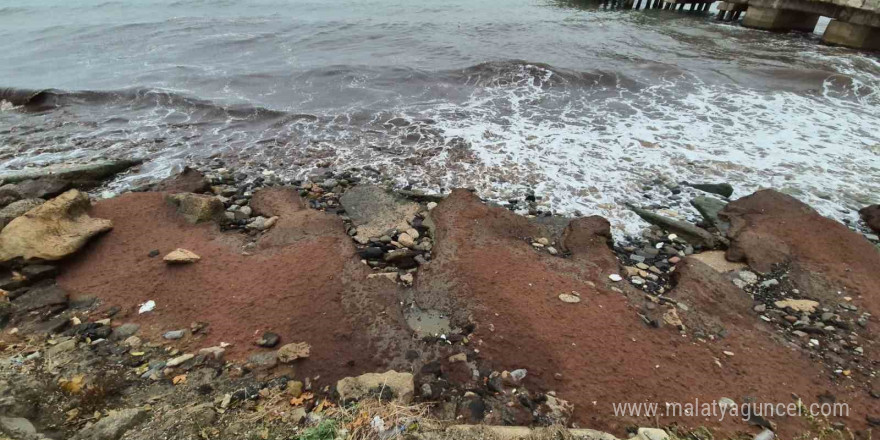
[0,160,878,439]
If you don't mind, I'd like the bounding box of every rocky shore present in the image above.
[0,160,877,440]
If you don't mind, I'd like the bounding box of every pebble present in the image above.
[537,238,550,246]
[163,330,186,340]
[558,293,581,304]
[754,304,766,313]
[631,276,645,286]
[400,273,414,286]
[398,233,416,248]
[722,351,735,356]
[761,279,779,288]
[427,202,438,210]
[608,274,623,282]
[547,246,558,255]
[809,339,820,347]
[738,271,758,285]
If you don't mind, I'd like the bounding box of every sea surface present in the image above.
[1,0,878,235]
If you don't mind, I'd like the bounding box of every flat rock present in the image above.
[165,193,224,224]
[0,190,113,262]
[72,408,148,440]
[774,299,820,313]
[336,370,414,403]
[689,251,746,273]
[339,185,420,238]
[0,159,141,184]
[12,283,69,312]
[163,248,200,264]
[277,342,310,363]
[0,416,37,437]
[0,198,44,229]
[16,178,70,199]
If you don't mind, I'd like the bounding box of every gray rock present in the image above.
[340,185,420,238]
[627,205,718,248]
[12,283,68,312]
[165,193,224,224]
[0,184,22,208]
[0,160,142,184]
[16,178,70,199]
[163,330,185,340]
[0,198,44,229]
[0,416,36,437]
[110,323,140,340]
[690,196,729,233]
[687,182,734,198]
[72,408,148,440]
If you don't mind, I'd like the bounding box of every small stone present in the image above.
[398,233,416,248]
[761,279,779,288]
[754,304,767,313]
[558,293,581,304]
[510,369,527,382]
[163,248,200,264]
[738,271,758,284]
[636,262,649,270]
[722,350,734,356]
[631,276,645,285]
[608,274,623,282]
[400,272,414,286]
[257,332,280,348]
[406,228,420,239]
[547,246,558,255]
[163,330,186,340]
[148,249,160,258]
[537,237,550,245]
[277,342,310,363]
[809,339,820,347]
[287,380,304,397]
[427,202,438,210]
[199,346,225,360]
[449,353,467,363]
[167,353,194,367]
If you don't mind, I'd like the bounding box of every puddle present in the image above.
[404,306,452,338]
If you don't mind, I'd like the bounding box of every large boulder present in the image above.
[860,204,880,233]
[0,198,44,229]
[165,193,224,224]
[336,370,414,403]
[0,190,112,262]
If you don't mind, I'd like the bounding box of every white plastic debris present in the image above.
[138,300,156,314]
[370,415,386,433]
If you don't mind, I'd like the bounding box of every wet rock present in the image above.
[17,178,71,199]
[0,198,44,229]
[0,190,113,262]
[384,248,419,268]
[339,185,420,238]
[628,205,718,247]
[163,248,200,264]
[73,409,147,440]
[0,159,142,185]
[688,182,734,198]
[0,184,21,208]
[277,342,310,363]
[153,167,211,194]
[690,196,729,232]
[166,193,224,224]
[256,332,280,348]
[860,204,880,233]
[336,370,414,403]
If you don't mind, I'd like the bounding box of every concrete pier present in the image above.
[742,6,820,31]
[822,19,880,49]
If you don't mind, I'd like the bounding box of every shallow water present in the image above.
[1,0,878,235]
